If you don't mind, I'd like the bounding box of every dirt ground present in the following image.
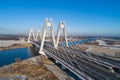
[0,56,58,80]
[0,43,32,50]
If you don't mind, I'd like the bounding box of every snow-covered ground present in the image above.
[96,40,107,46]
[86,46,92,52]
[112,44,120,47]
[0,40,25,47]
[96,39,120,49]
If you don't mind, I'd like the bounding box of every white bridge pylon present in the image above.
[28,29,41,43]
[39,18,56,54]
[28,29,35,43]
[35,29,41,41]
[28,18,68,54]
[55,21,68,49]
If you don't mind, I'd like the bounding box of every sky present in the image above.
[0,0,120,36]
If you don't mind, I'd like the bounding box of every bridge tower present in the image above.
[55,21,68,49]
[39,18,56,54]
[28,29,35,43]
[35,29,41,41]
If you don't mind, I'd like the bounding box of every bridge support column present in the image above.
[39,18,56,54]
[35,29,41,41]
[39,51,46,56]
[28,29,35,43]
[55,60,59,64]
[55,21,68,49]
[61,65,66,70]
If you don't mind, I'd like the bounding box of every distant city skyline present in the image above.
[0,0,120,36]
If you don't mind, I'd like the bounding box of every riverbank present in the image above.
[0,43,32,50]
[0,40,32,50]
[0,55,72,80]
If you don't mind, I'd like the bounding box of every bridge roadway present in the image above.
[29,40,120,80]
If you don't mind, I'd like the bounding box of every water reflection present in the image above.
[28,46,39,56]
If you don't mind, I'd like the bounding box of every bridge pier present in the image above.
[61,65,66,70]
[55,60,59,64]
[39,51,48,58]
[55,60,66,70]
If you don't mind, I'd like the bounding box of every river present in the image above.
[0,38,96,80]
[0,46,81,80]
[0,47,39,67]
[0,38,97,67]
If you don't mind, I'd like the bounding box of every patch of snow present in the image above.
[113,45,120,47]
[0,40,25,47]
[86,46,92,52]
[96,40,107,46]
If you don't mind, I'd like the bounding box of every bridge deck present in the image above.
[29,40,120,80]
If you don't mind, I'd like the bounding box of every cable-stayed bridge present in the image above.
[28,18,120,80]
